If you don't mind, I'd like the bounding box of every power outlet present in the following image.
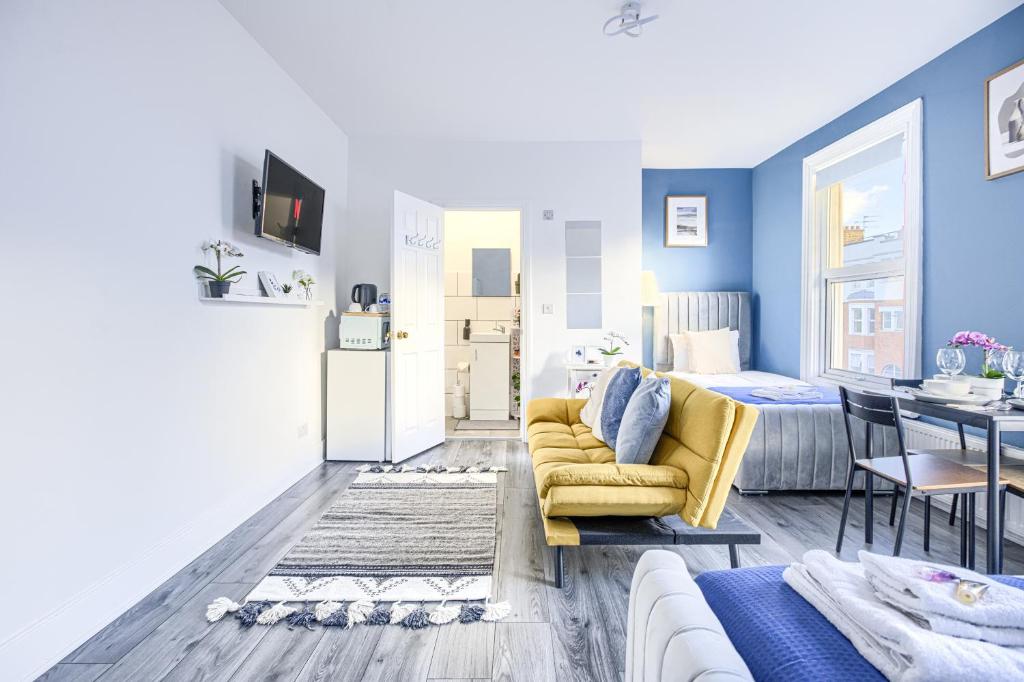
[297,422,309,439]
[542,209,554,220]
[542,303,554,315]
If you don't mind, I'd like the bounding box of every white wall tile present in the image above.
[477,297,513,320]
[445,345,473,369]
[457,271,473,297]
[445,320,458,346]
[446,296,476,321]
[444,272,458,296]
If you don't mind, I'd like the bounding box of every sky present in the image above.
[841,156,905,236]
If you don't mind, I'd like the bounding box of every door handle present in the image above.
[396,331,409,339]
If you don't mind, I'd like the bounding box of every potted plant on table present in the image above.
[194,240,245,297]
[599,331,629,367]
[947,331,1010,398]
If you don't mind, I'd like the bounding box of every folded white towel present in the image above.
[786,550,1024,681]
[859,551,1024,633]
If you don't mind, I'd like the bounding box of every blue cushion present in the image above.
[599,367,641,449]
[615,376,671,464]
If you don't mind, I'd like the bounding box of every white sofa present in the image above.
[626,550,753,682]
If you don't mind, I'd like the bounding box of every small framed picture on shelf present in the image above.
[258,271,284,298]
[570,345,586,364]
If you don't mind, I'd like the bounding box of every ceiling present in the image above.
[220,0,1022,168]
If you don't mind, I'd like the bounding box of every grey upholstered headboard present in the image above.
[653,292,752,372]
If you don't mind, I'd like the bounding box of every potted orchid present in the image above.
[947,331,1010,398]
[293,270,316,300]
[599,331,629,367]
[194,240,246,297]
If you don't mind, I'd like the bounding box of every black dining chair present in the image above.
[892,378,1020,565]
[836,386,1007,563]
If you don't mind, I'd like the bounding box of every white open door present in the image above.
[391,191,445,462]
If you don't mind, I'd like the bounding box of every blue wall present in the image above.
[642,169,753,366]
[752,6,1024,381]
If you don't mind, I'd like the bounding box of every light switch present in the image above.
[542,303,554,314]
[543,209,554,220]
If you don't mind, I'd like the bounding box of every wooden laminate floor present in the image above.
[39,439,1024,682]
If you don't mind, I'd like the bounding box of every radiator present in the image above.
[902,420,1024,544]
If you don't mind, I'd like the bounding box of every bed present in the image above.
[654,291,898,493]
[627,550,1024,682]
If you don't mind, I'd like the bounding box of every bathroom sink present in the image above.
[469,332,510,343]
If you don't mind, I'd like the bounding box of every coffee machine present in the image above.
[350,283,378,311]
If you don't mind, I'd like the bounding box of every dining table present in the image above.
[888,387,1024,573]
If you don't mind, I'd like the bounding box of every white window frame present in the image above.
[800,99,923,388]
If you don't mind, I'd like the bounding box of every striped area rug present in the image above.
[207,466,509,630]
[246,469,500,604]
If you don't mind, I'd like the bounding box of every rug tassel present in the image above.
[320,602,348,627]
[429,600,460,625]
[488,466,509,473]
[365,603,393,625]
[481,598,511,622]
[235,600,272,627]
[400,603,431,629]
[458,602,486,624]
[286,605,317,630]
[356,464,372,473]
[314,600,343,622]
[347,598,375,628]
[382,465,394,472]
[256,601,296,625]
[389,601,416,624]
[205,597,241,623]
[466,466,481,473]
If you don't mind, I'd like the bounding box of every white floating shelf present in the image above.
[200,293,323,307]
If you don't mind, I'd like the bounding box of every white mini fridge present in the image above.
[326,349,389,461]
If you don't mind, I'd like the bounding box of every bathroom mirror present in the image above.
[472,248,512,296]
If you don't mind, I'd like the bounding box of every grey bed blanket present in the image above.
[732,402,900,493]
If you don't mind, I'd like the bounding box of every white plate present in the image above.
[1009,398,1024,411]
[906,390,992,406]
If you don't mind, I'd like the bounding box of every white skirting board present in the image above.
[902,420,1024,545]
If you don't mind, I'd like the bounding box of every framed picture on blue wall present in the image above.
[985,57,1024,180]
[664,195,708,247]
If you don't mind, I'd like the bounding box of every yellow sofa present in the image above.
[526,363,759,584]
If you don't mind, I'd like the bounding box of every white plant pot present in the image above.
[970,376,1005,399]
[603,355,620,368]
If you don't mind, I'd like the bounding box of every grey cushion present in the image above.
[615,376,671,465]
[600,367,641,450]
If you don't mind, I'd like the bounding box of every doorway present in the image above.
[442,209,523,440]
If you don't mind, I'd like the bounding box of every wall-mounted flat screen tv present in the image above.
[254,150,325,255]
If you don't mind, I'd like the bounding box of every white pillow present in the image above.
[669,333,691,372]
[677,328,741,375]
[579,366,620,442]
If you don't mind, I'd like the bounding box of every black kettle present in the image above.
[351,283,378,311]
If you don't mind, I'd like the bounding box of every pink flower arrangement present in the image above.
[947,331,1008,352]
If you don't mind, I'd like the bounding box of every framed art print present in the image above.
[985,57,1024,180]
[664,195,708,247]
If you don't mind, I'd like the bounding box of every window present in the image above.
[848,349,876,375]
[880,306,904,332]
[881,363,903,378]
[565,221,602,329]
[801,99,922,386]
[849,304,876,336]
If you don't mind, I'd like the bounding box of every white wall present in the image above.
[0,1,348,678]
[342,139,643,402]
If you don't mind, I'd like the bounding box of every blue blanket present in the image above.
[695,565,1024,681]
[709,386,841,405]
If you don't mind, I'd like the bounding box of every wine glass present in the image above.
[1004,350,1024,400]
[936,347,966,377]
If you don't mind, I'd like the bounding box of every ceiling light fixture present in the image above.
[603,1,659,38]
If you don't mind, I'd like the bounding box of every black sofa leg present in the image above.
[728,544,740,568]
[554,546,564,588]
